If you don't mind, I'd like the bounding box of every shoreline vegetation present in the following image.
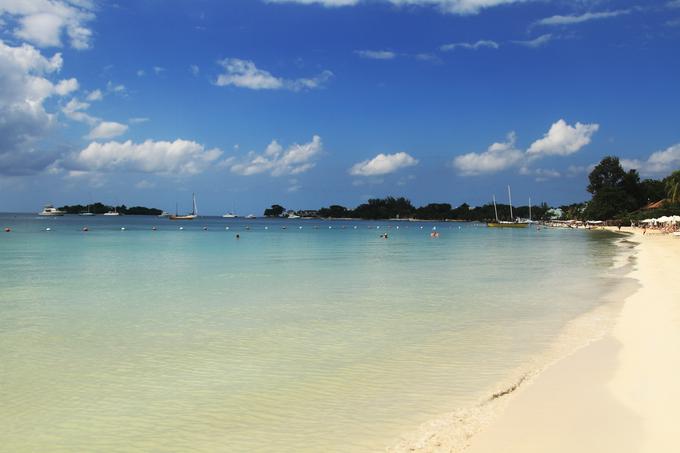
[270,156,680,223]
[57,202,162,216]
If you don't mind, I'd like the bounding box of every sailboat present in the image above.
[103,206,120,216]
[487,186,528,228]
[169,193,198,220]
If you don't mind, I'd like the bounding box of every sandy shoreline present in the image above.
[462,228,680,453]
[392,227,680,452]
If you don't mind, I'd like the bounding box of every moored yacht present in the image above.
[39,205,65,216]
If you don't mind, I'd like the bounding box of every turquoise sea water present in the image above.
[0,214,621,452]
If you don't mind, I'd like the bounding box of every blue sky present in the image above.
[1,0,679,214]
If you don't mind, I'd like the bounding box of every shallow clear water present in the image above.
[0,214,621,452]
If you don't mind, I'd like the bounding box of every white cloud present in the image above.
[0,39,79,174]
[136,69,145,77]
[86,121,128,140]
[267,0,530,15]
[440,40,499,51]
[85,89,102,101]
[0,0,95,49]
[215,58,333,91]
[527,119,599,157]
[350,152,418,176]
[230,135,323,176]
[190,64,200,76]
[513,34,552,48]
[73,139,222,175]
[54,77,78,95]
[62,97,97,125]
[536,9,631,27]
[453,120,599,176]
[129,117,149,124]
[355,50,397,60]
[453,132,524,175]
[153,66,165,75]
[621,143,680,176]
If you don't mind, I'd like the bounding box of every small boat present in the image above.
[245,214,256,219]
[222,212,238,218]
[157,211,171,218]
[487,187,528,228]
[103,207,120,216]
[79,205,94,216]
[287,213,300,219]
[169,193,198,220]
[39,205,65,216]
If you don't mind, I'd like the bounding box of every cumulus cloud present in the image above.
[526,119,599,157]
[86,121,128,140]
[215,58,333,91]
[453,119,599,175]
[453,132,524,175]
[72,139,223,175]
[0,40,80,174]
[355,50,397,60]
[230,135,323,176]
[440,40,499,51]
[266,0,530,15]
[621,143,680,176]
[535,10,631,27]
[0,0,96,49]
[350,152,418,176]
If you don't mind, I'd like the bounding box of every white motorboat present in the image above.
[39,205,65,216]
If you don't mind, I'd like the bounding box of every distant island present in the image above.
[58,202,163,216]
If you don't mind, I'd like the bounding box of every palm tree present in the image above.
[665,170,680,205]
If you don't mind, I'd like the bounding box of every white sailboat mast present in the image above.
[508,185,514,220]
[192,193,197,216]
[493,195,499,222]
[529,197,532,222]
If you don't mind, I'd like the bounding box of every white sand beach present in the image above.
[463,228,680,453]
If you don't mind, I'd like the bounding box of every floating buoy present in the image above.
[45,227,51,231]
[432,226,437,230]
[152,226,157,231]
[225,226,230,230]
[264,226,268,230]
[329,226,332,229]
[203,226,208,230]
[179,227,184,230]
[282,226,287,230]
[396,226,399,229]
[245,226,250,230]
[121,227,126,231]
[299,226,303,229]
[4,227,10,232]
[82,227,88,232]
[420,226,424,229]
[354,226,357,229]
